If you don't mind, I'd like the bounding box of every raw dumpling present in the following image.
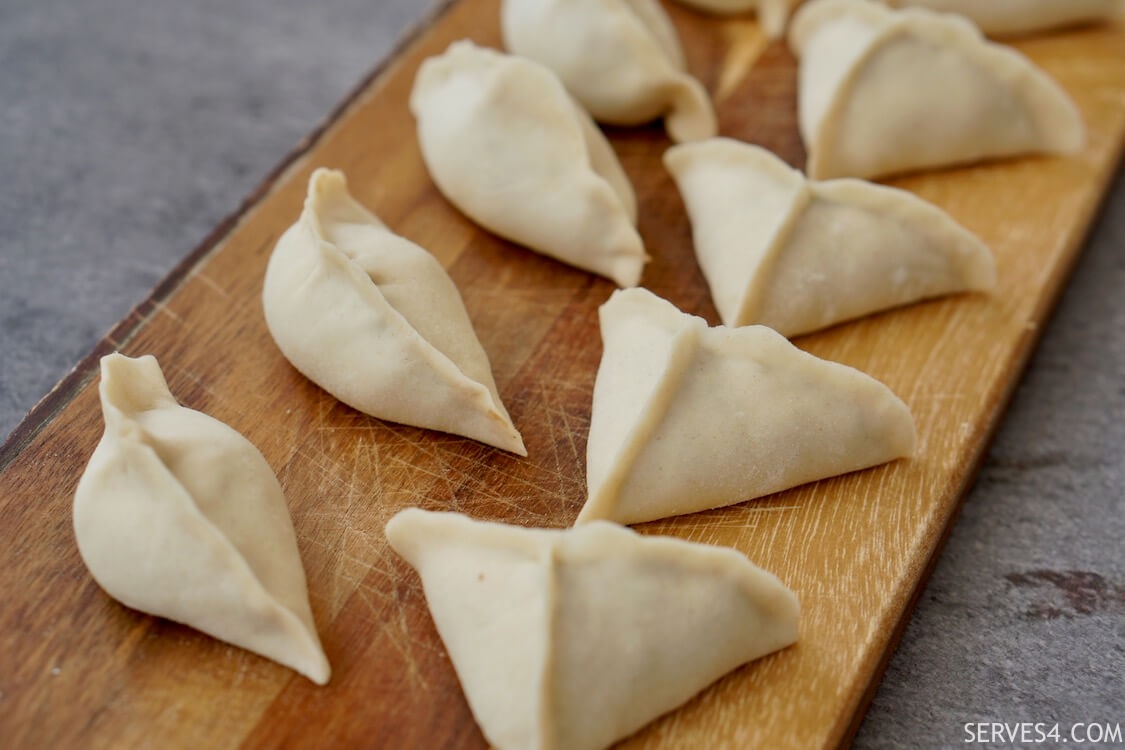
[670,0,797,37]
[386,508,799,750]
[665,137,996,336]
[410,41,647,288]
[790,0,1085,180]
[883,0,1125,37]
[73,353,330,684]
[579,288,915,525]
[501,0,717,142]
[262,168,526,455]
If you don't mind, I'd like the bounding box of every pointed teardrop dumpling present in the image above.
[386,508,799,750]
[410,41,647,288]
[579,289,915,525]
[73,353,330,684]
[501,0,717,142]
[790,0,1085,180]
[883,0,1125,37]
[262,168,526,455]
[670,0,796,38]
[665,137,996,336]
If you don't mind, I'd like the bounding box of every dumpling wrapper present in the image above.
[501,0,717,142]
[73,353,330,684]
[669,0,797,37]
[410,41,648,288]
[665,137,996,336]
[262,168,526,456]
[579,288,916,526]
[884,0,1125,37]
[790,0,1085,180]
[386,508,799,750]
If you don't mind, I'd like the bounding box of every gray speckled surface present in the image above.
[1,0,1121,746]
[0,0,427,434]
[860,166,1125,747]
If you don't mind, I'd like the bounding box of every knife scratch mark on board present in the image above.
[187,271,231,298]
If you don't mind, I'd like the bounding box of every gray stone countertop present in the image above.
[1,1,1121,746]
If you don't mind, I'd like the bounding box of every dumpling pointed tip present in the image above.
[760,0,795,39]
[98,352,176,418]
[308,165,344,184]
[385,506,423,536]
[239,608,332,685]
[273,635,331,685]
[883,394,917,460]
[572,494,610,526]
[469,405,527,456]
[777,585,801,626]
[743,571,801,651]
[965,246,998,293]
[299,650,332,686]
[495,428,528,457]
[306,167,349,200]
[99,351,160,382]
[1043,104,1086,156]
[662,142,689,173]
[510,435,529,458]
[665,78,718,144]
[385,507,437,564]
[609,255,648,289]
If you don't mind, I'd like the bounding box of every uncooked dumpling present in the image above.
[386,508,799,750]
[411,41,647,287]
[579,288,915,525]
[73,353,330,684]
[883,0,1125,37]
[665,137,996,336]
[501,0,716,141]
[670,0,796,37]
[262,168,526,455]
[790,0,1085,180]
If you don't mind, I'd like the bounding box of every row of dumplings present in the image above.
[415,0,1085,301]
[73,280,906,746]
[261,165,918,518]
[71,1,1105,748]
[639,0,1123,38]
[72,345,808,748]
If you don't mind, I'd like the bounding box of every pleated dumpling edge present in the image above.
[501,0,717,142]
[665,137,996,336]
[580,289,916,526]
[263,167,526,456]
[789,0,1085,180]
[410,40,648,288]
[386,507,799,750]
[74,353,330,684]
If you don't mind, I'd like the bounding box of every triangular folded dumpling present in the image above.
[883,0,1125,37]
[579,288,915,525]
[411,41,648,287]
[501,0,717,142]
[670,0,796,38]
[790,0,1085,180]
[262,168,526,455]
[73,353,330,684]
[664,137,996,336]
[386,508,799,750]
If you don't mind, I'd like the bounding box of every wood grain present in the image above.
[1,2,1123,748]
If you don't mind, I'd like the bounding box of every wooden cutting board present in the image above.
[2,2,1123,747]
